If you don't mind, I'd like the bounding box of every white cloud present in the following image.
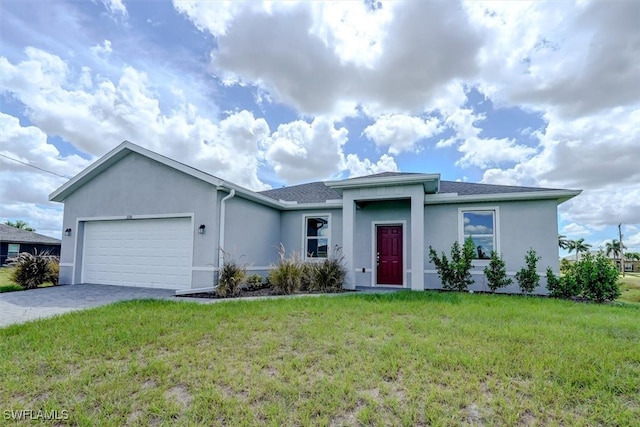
[180,1,483,115]
[0,48,271,191]
[99,0,128,21]
[363,114,442,155]
[0,113,91,238]
[91,40,112,57]
[560,223,591,238]
[265,118,347,183]
[464,224,491,234]
[344,153,398,178]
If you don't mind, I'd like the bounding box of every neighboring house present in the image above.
[49,141,581,294]
[0,224,61,266]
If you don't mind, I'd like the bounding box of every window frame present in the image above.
[302,213,331,261]
[458,207,500,262]
[7,243,20,259]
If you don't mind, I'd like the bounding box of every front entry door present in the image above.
[376,225,403,285]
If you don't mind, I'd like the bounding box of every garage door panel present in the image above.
[82,218,192,289]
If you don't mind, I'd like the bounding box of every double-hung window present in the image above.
[304,215,330,259]
[460,208,498,260]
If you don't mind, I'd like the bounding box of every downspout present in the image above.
[218,188,236,270]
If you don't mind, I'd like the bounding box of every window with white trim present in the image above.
[304,215,329,259]
[460,209,497,260]
[7,243,20,259]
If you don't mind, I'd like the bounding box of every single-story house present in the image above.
[49,141,581,294]
[0,224,61,266]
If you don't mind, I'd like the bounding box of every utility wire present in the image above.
[0,153,72,179]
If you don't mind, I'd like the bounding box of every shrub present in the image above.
[559,258,572,275]
[307,246,347,293]
[515,249,541,294]
[47,257,60,286]
[546,267,580,299]
[547,253,621,303]
[269,244,305,295]
[428,237,475,292]
[9,251,54,289]
[245,274,264,291]
[483,251,512,292]
[575,252,620,303]
[215,251,247,298]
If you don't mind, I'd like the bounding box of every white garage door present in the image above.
[82,217,193,289]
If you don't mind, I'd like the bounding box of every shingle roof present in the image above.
[258,172,569,203]
[0,224,61,245]
[259,181,342,204]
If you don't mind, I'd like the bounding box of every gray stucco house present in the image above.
[49,141,580,293]
[0,224,61,266]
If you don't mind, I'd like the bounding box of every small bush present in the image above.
[245,274,265,291]
[269,244,304,295]
[307,247,347,293]
[300,263,314,292]
[428,237,475,291]
[483,251,512,292]
[575,252,620,303]
[215,251,247,298]
[547,253,620,303]
[9,252,54,289]
[515,249,541,294]
[546,266,581,299]
[47,257,60,286]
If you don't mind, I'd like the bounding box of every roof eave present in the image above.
[49,141,226,203]
[424,190,582,205]
[326,173,441,194]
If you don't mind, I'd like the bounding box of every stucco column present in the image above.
[342,193,356,290]
[410,189,425,291]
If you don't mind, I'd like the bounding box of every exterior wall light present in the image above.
[198,224,206,235]
[64,228,72,236]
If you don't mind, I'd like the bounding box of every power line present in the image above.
[0,153,72,179]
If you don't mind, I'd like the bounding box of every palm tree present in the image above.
[605,239,625,261]
[558,234,570,250]
[567,238,591,261]
[4,220,35,232]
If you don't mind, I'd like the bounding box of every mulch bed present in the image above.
[181,286,353,300]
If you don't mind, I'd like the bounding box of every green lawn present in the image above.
[1,292,638,426]
[0,266,54,292]
[619,272,640,304]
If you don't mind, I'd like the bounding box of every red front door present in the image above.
[376,225,403,285]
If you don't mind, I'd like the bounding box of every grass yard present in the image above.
[0,266,54,292]
[619,272,640,304]
[1,292,639,426]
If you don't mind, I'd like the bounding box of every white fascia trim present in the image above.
[76,213,195,222]
[50,141,224,202]
[424,190,582,205]
[326,174,440,192]
[281,201,343,211]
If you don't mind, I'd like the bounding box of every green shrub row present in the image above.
[429,239,620,303]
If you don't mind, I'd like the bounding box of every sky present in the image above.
[0,0,638,255]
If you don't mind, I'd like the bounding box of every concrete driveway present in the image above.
[0,284,177,327]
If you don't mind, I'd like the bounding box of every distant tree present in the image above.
[605,239,625,261]
[567,238,591,261]
[4,220,35,232]
[558,234,570,250]
[626,252,640,261]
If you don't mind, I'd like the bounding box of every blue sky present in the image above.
[1,0,639,254]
